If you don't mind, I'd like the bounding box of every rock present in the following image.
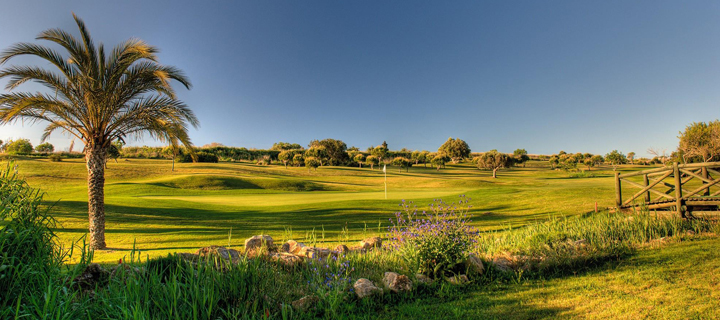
[360,237,382,250]
[465,254,485,275]
[353,278,381,299]
[348,245,366,253]
[281,240,306,254]
[245,235,275,253]
[415,274,432,284]
[269,253,304,267]
[447,274,469,285]
[298,247,332,260]
[196,246,241,261]
[573,239,588,246]
[291,295,318,312]
[73,263,110,291]
[491,256,513,273]
[383,272,412,293]
[335,244,349,253]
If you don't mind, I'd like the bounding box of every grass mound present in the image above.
[154,175,325,191]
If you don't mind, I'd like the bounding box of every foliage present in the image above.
[271,142,303,151]
[107,144,121,162]
[305,156,321,171]
[365,155,379,169]
[309,139,348,166]
[278,150,293,168]
[35,142,54,153]
[353,153,365,168]
[438,137,471,163]
[4,138,33,155]
[605,150,627,170]
[476,150,512,178]
[305,147,328,165]
[678,121,720,162]
[178,151,218,163]
[430,153,449,170]
[371,145,388,161]
[49,153,63,162]
[391,157,412,172]
[513,149,530,167]
[387,196,478,278]
[292,153,304,167]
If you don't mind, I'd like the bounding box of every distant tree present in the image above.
[430,153,450,171]
[605,150,627,170]
[365,155,379,170]
[513,148,530,167]
[305,147,328,165]
[278,150,293,168]
[309,139,348,165]
[292,153,304,167]
[549,155,560,169]
[354,153,365,168]
[477,150,513,178]
[381,141,388,149]
[627,152,636,164]
[419,150,431,167]
[678,121,720,163]
[35,142,54,153]
[4,139,33,155]
[271,142,303,151]
[392,157,412,172]
[106,144,121,166]
[305,157,321,171]
[647,148,670,166]
[161,145,179,171]
[558,150,567,155]
[348,146,359,152]
[438,137,471,163]
[591,155,604,168]
[371,145,388,161]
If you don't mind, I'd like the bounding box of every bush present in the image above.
[35,142,54,153]
[4,139,33,155]
[305,156,321,171]
[387,196,478,278]
[177,151,219,163]
[49,153,63,162]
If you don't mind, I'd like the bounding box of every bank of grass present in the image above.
[3,162,719,319]
[5,157,633,263]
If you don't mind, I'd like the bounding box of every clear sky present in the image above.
[1,1,719,156]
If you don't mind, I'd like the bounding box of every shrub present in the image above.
[35,142,54,153]
[177,151,219,163]
[387,196,478,279]
[4,139,33,155]
[49,153,63,162]
[305,156,321,171]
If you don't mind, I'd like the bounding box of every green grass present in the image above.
[5,158,658,263]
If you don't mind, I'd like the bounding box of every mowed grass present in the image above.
[10,157,642,263]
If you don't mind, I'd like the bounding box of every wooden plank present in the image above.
[615,172,622,208]
[623,171,672,206]
[680,168,713,183]
[643,174,651,203]
[674,162,684,217]
[678,161,720,169]
[684,175,720,198]
[703,167,711,196]
[619,166,672,179]
[621,178,674,200]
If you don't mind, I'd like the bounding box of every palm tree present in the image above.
[0,14,199,249]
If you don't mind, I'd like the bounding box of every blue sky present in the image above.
[1,1,719,156]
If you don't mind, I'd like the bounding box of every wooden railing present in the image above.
[615,162,720,217]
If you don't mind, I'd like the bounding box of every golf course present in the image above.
[14,157,613,263]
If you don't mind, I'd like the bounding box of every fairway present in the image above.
[7,157,642,264]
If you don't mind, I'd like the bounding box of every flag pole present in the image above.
[383,164,387,199]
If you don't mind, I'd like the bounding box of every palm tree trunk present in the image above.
[86,146,107,249]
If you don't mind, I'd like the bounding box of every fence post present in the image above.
[673,162,684,217]
[615,172,622,209]
[643,174,651,203]
[702,167,710,196]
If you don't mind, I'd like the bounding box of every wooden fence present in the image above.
[615,162,720,217]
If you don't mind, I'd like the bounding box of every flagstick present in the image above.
[383,164,387,199]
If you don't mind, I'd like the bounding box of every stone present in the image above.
[465,254,485,275]
[447,274,469,285]
[270,252,304,267]
[298,247,331,260]
[177,252,199,262]
[360,237,382,250]
[245,235,275,253]
[573,239,588,246]
[415,274,432,284]
[196,246,241,261]
[291,295,318,312]
[282,240,306,254]
[353,278,381,299]
[383,272,412,293]
[335,244,350,253]
[73,263,110,291]
[491,256,513,273]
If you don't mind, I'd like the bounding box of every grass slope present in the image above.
[8,158,648,263]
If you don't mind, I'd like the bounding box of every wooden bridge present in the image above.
[615,162,720,217]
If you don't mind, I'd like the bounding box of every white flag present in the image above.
[382,164,386,173]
